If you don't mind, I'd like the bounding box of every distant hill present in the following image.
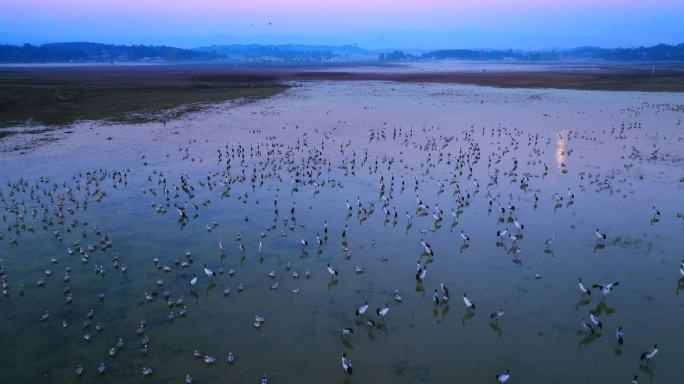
[193,44,377,62]
[0,42,222,63]
[422,43,684,61]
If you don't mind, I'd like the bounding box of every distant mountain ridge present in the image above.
[0,41,683,63]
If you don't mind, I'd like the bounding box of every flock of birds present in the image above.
[0,93,683,383]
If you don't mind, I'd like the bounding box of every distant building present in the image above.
[379,50,411,61]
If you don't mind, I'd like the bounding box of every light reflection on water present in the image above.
[0,81,683,384]
[556,130,568,171]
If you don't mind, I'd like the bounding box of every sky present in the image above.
[1,0,683,50]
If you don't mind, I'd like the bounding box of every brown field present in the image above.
[0,65,286,130]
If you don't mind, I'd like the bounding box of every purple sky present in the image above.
[2,0,683,49]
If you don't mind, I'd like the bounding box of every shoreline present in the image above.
[4,61,684,90]
[289,70,684,92]
[2,61,684,131]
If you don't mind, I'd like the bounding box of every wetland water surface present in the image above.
[1,81,683,384]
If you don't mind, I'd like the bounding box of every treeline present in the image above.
[196,44,334,62]
[2,41,683,63]
[194,44,376,62]
[0,42,221,63]
[0,42,374,63]
[422,43,684,61]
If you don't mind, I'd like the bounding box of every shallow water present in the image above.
[0,81,683,384]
